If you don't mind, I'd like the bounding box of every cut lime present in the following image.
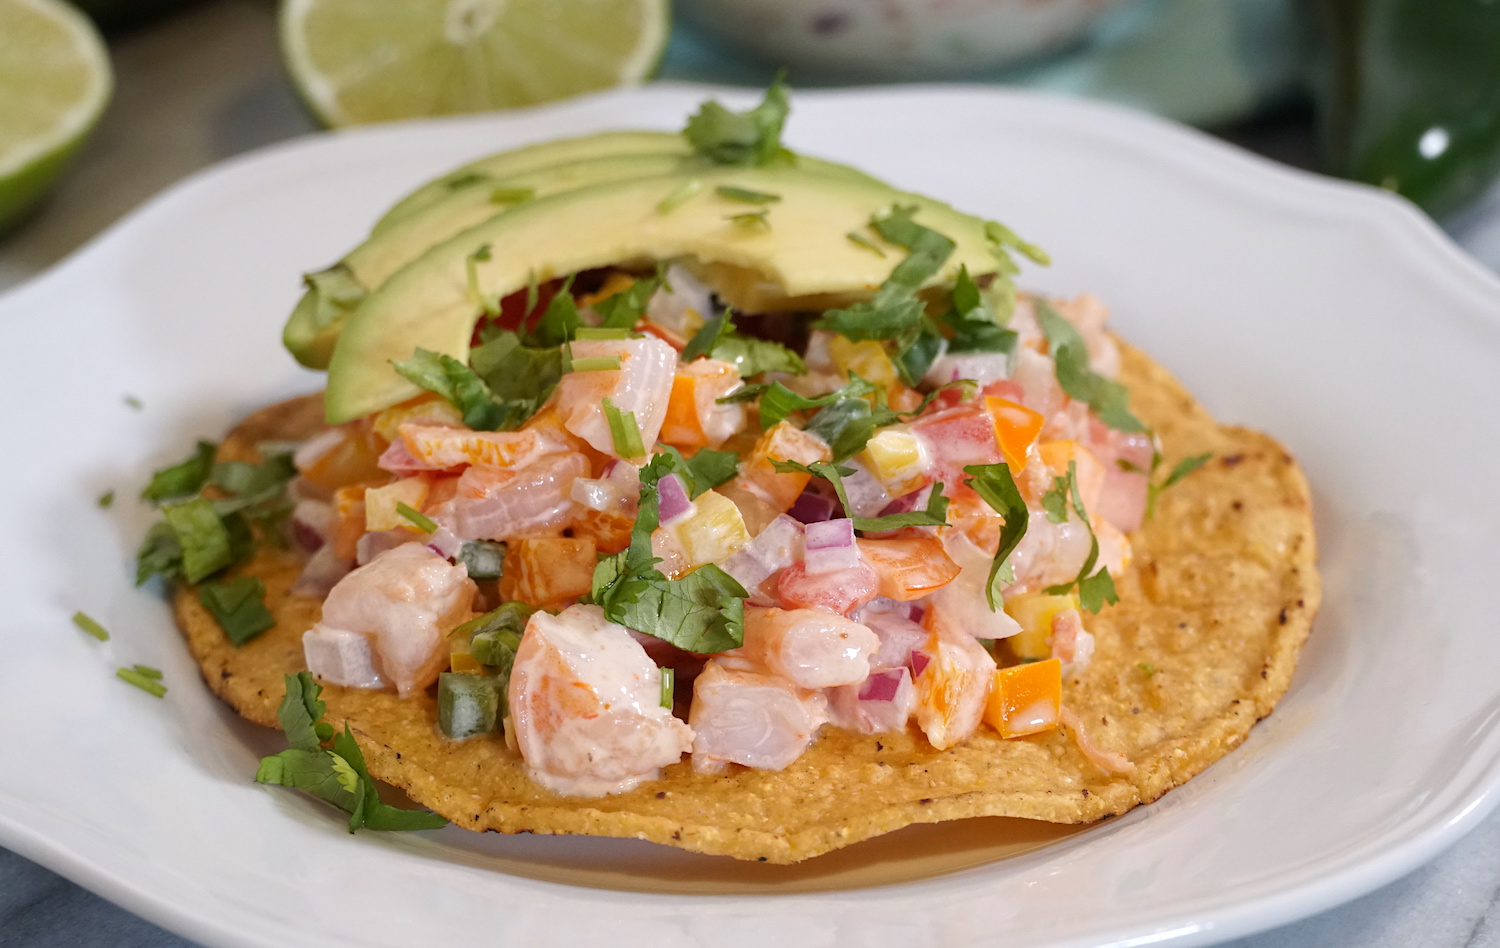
[279,0,669,128]
[0,0,112,234]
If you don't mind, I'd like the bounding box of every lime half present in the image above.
[279,0,669,128]
[0,0,112,234]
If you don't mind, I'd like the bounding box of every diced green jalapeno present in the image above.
[438,673,501,740]
[456,540,506,580]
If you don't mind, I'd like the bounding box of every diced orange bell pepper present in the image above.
[660,374,707,448]
[300,423,388,491]
[498,536,597,609]
[571,507,634,555]
[735,421,832,512]
[985,658,1062,739]
[985,396,1044,471]
[857,536,961,601]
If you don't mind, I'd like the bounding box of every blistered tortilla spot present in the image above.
[172,339,1318,862]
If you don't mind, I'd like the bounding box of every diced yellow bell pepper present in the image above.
[372,394,463,443]
[829,335,899,388]
[448,628,485,675]
[669,489,750,567]
[1003,592,1079,661]
[985,658,1062,738]
[364,476,431,532]
[859,426,929,494]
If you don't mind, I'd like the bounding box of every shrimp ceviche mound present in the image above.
[144,85,1320,863]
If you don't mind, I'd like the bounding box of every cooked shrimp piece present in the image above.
[508,605,694,796]
[924,531,1025,640]
[1059,705,1135,774]
[553,337,677,457]
[911,620,998,750]
[1006,514,1094,594]
[689,659,828,773]
[857,536,960,601]
[827,667,915,735]
[307,544,476,698]
[738,606,878,689]
[452,451,589,540]
[1049,607,1095,672]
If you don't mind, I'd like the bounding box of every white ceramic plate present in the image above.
[3,84,1499,948]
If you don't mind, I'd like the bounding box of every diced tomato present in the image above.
[775,560,878,616]
[910,403,1003,495]
[856,536,960,601]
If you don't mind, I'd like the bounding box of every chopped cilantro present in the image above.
[1037,460,1118,612]
[1150,453,1212,517]
[804,396,899,464]
[526,273,578,347]
[142,440,216,503]
[846,231,886,257]
[1077,566,1119,613]
[569,355,622,372]
[465,244,499,317]
[123,395,143,410]
[392,348,516,431]
[892,316,944,387]
[116,667,166,698]
[1041,472,1071,523]
[592,275,660,329]
[164,497,233,584]
[657,178,703,214]
[757,375,877,429]
[943,265,1018,354]
[590,455,747,654]
[97,490,114,509]
[963,463,1031,610]
[575,327,630,341]
[71,611,109,641]
[682,311,805,378]
[199,575,275,646]
[716,185,781,205]
[660,667,675,708]
[396,502,437,534]
[602,398,646,459]
[727,209,770,228]
[1035,301,1145,433]
[131,664,164,679]
[445,171,489,190]
[771,459,949,532]
[256,673,447,832]
[1138,661,1159,676]
[683,77,791,167]
[654,445,740,497]
[468,332,566,429]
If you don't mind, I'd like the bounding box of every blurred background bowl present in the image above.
[676,0,1124,80]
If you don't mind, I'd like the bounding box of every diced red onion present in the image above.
[804,518,860,575]
[858,668,904,702]
[302,625,384,690]
[878,484,932,518]
[788,489,838,524]
[291,544,353,598]
[909,650,931,678]
[839,461,892,518]
[719,515,804,605]
[657,473,693,525]
[293,428,344,473]
[861,610,931,670]
[425,523,462,560]
[289,499,333,553]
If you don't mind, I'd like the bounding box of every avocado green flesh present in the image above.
[285,148,887,369]
[324,167,1007,423]
[372,130,690,237]
[286,151,707,368]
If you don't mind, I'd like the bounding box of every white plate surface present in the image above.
[2,84,1499,948]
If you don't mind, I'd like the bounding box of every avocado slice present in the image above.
[286,151,702,368]
[285,148,887,369]
[324,166,1016,423]
[372,130,689,237]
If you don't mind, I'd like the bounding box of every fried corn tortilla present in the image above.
[174,340,1318,864]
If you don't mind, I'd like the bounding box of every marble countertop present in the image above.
[5,2,1500,945]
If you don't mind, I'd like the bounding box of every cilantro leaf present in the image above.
[590,455,747,653]
[816,207,954,350]
[655,445,740,497]
[1041,472,1071,524]
[135,521,183,584]
[1077,566,1119,613]
[142,440,216,503]
[392,348,514,431]
[716,185,781,204]
[469,332,566,428]
[256,673,445,832]
[163,497,232,584]
[1145,451,1212,519]
[592,275,660,329]
[198,575,275,647]
[683,77,791,167]
[684,311,806,378]
[963,463,1031,610]
[525,273,578,347]
[893,316,945,387]
[1035,302,1145,433]
[757,375,877,429]
[771,459,949,532]
[803,396,896,464]
[943,265,1017,354]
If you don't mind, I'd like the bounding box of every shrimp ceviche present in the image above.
[146,85,1318,861]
